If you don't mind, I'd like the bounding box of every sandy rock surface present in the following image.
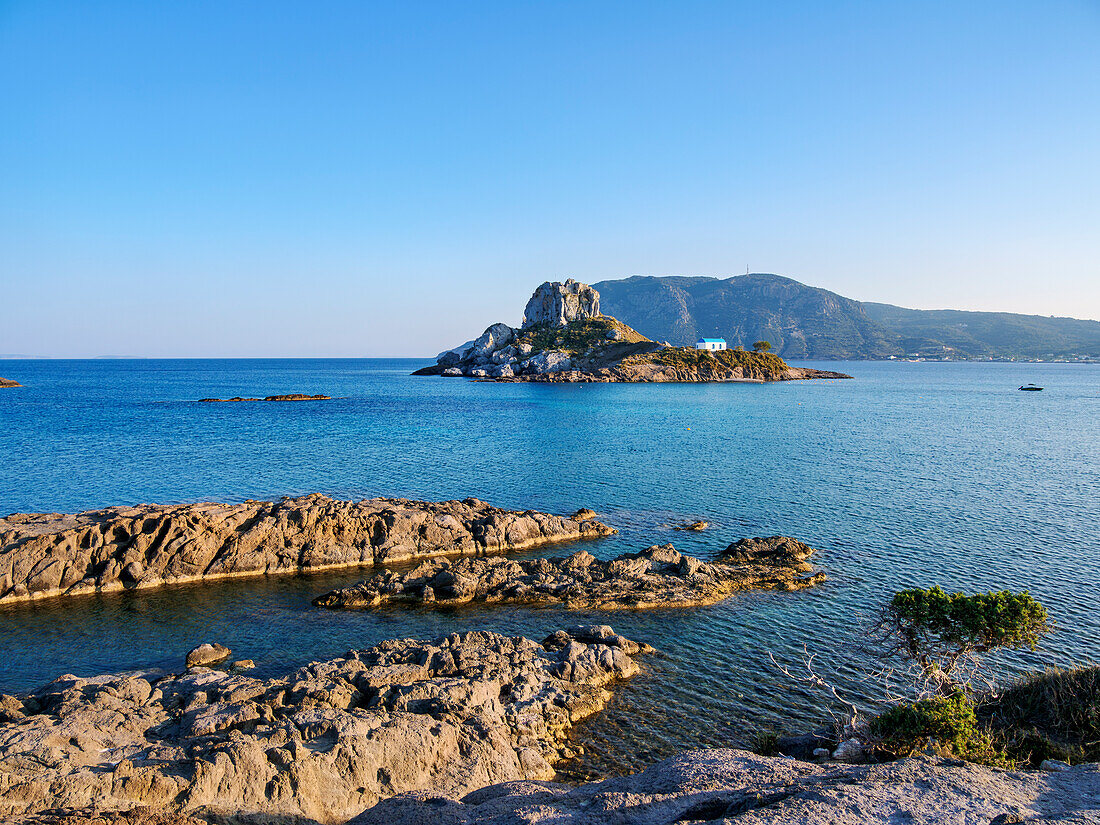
[0,627,648,823]
[312,541,825,610]
[0,494,613,604]
[350,748,1100,825]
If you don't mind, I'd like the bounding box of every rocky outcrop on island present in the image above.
[197,394,331,402]
[414,279,852,382]
[0,494,614,604]
[312,540,825,610]
[0,627,649,823]
[352,748,1100,825]
[0,377,21,388]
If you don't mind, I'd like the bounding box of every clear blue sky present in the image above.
[2,1,1098,357]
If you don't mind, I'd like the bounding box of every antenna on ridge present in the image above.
[745,265,749,274]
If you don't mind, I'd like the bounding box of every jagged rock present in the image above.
[469,323,514,360]
[673,520,709,531]
[572,508,598,521]
[523,350,572,374]
[721,536,818,568]
[442,367,463,377]
[522,279,601,328]
[184,643,231,669]
[0,495,615,605]
[349,749,1100,825]
[0,377,21,388]
[0,629,648,822]
[311,542,825,610]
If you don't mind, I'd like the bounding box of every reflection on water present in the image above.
[0,358,1097,777]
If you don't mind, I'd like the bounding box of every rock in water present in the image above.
[0,629,648,822]
[348,749,1100,825]
[184,643,231,669]
[312,542,825,610]
[0,495,615,604]
[0,377,21,388]
[522,279,601,328]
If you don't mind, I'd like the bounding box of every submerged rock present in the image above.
[0,495,615,604]
[350,749,1100,825]
[312,541,825,610]
[0,629,649,822]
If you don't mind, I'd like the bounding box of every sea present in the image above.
[1,358,1097,776]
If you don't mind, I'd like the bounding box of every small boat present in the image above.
[1019,384,1043,391]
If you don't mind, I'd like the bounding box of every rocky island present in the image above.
[0,377,21,388]
[0,494,613,604]
[413,279,852,382]
[312,537,825,610]
[0,626,649,823]
[197,394,332,402]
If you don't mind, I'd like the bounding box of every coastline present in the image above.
[0,495,614,606]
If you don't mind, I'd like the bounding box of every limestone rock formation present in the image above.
[350,748,1100,825]
[0,377,21,388]
[0,628,649,822]
[312,542,825,610]
[522,279,601,328]
[0,494,614,604]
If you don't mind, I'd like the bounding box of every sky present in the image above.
[2,1,1099,357]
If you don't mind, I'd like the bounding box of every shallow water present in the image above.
[1,358,1097,775]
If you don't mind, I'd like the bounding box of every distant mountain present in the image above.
[592,274,1100,360]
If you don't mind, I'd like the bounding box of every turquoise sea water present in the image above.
[1,359,1097,775]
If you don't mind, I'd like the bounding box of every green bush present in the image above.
[875,587,1052,693]
[870,693,1011,765]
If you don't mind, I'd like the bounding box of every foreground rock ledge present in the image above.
[0,627,649,823]
[312,539,825,610]
[0,495,614,604]
[352,749,1100,825]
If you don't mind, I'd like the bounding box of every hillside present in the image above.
[593,274,1100,360]
[862,302,1100,360]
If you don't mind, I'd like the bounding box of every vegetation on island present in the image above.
[625,345,789,374]
[515,316,649,356]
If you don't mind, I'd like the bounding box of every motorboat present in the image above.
[1018,384,1044,391]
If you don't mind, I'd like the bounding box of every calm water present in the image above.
[1,359,1098,776]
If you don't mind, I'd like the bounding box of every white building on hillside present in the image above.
[695,338,727,351]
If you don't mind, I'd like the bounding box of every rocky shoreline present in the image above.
[0,627,650,823]
[354,748,1100,824]
[312,538,825,610]
[0,377,21,388]
[0,495,614,605]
